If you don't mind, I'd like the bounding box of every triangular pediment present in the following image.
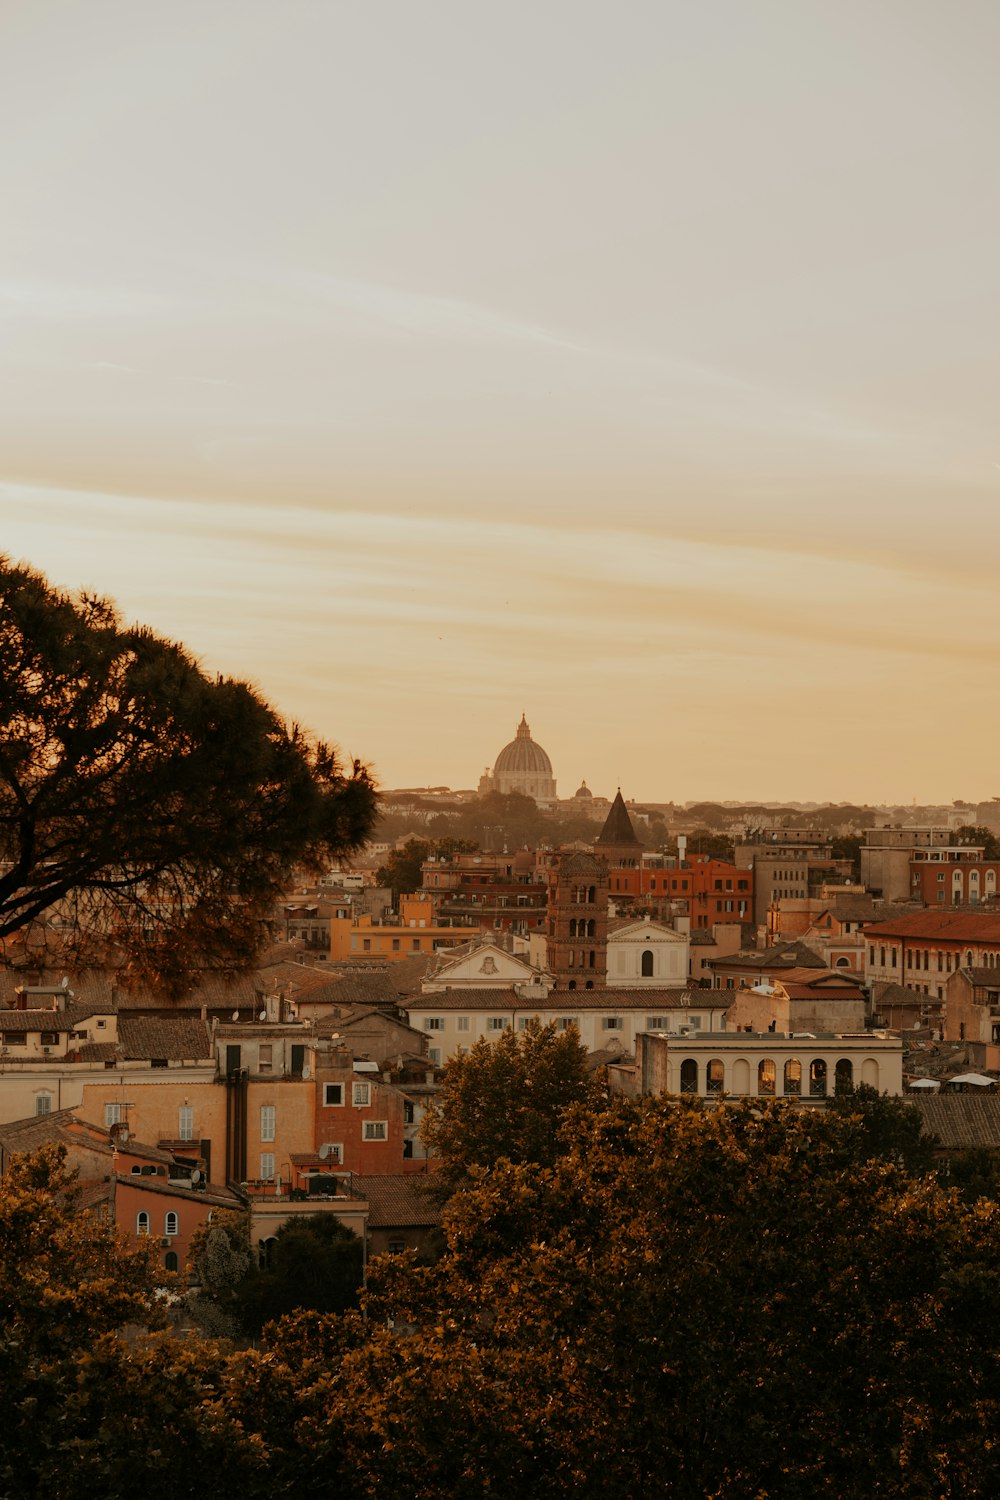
[424,943,542,990]
[609,920,688,947]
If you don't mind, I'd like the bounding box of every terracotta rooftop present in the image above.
[957,968,1000,988]
[863,911,1000,942]
[711,942,826,971]
[0,1108,110,1158]
[908,1094,1000,1150]
[403,987,728,1012]
[354,1174,441,1229]
[118,1017,213,1062]
[773,967,865,990]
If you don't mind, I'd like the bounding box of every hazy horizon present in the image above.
[5,2,999,804]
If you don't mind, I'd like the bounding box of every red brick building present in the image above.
[908,852,1000,907]
[865,910,1000,999]
[605,856,752,929]
[545,850,610,991]
[421,850,547,936]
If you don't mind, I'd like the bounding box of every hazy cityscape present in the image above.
[5,1,1000,1494]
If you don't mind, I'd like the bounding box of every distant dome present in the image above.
[574,781,593,799]
[487,715,557,803]
[494,715,553,779]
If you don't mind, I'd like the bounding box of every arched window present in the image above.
[706,1059,724,1094]
[164,1251,179,1273]
[731,1058,751,1094]
[588,951,596,968]
[757,1059,776,1096]
[809,1059,827,1098]
[835,1059,853,1094]
[568,979,577,991]
[569,919,577,938]
[258,1236,278,1270]
[835,957,850,968]
[136,1212,150,1236]
[680,1059,698,1093]
[861,1058,880,1088]
[588,886,596,903]
[967,951,974,967]
[783,1059,801,1096]
[164,1211,178,1237]
[641,949,654,978]
[587,919,596,938]
[584,979,593,990]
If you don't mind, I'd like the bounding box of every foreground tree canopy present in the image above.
[0,558,376,991]
[8,1099,1000,1498]
[421,1017,604,1185]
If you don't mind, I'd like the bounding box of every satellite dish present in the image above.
[190,1168,201,1184]
[259,1010,267,1021]
[231,1011,239,1022]
[60,976,69,989]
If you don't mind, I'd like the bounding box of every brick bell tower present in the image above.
[546,850,609,990]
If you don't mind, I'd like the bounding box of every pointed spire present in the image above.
[595,789,642,849]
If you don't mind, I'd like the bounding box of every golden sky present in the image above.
[3,1,999,804]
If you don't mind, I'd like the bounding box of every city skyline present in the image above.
[4,2,1000,804]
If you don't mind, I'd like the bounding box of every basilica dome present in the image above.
[484,715,557,803]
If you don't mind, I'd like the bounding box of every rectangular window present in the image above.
[429,1047,442,1064]
[35,1094,51,1116]
[424,1018,444,1031]
[456,1016,470,1032]
[178,1106,194,1142]
[6,1033,26,1047]
[40,1032,59,1047]
[362,938,372,952]
[392,938,400,951]
[689,1016,703,1030]
[257,1043,272,1073]
[556,1018,574,1031]
[105,1103,122,1126]
[891,948,897,968]
[487,1017,506,1032]
[363,1121,388,1142]
[259,1153,275,1181]
[603,1017,624,1031]
[260,1105,276,1143]
[352,1082,370,1107]
[412,938,421,950]
[646,1017,668,1030]
[324,1083,344,1107]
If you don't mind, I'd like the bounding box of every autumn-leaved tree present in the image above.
[0,558,377,992]
[16,1105,1000,1497]
[367,1096,1000,1498]
[234,1212,364,1336]
[0,1145,165,1494]
[421,1018,604,1187]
